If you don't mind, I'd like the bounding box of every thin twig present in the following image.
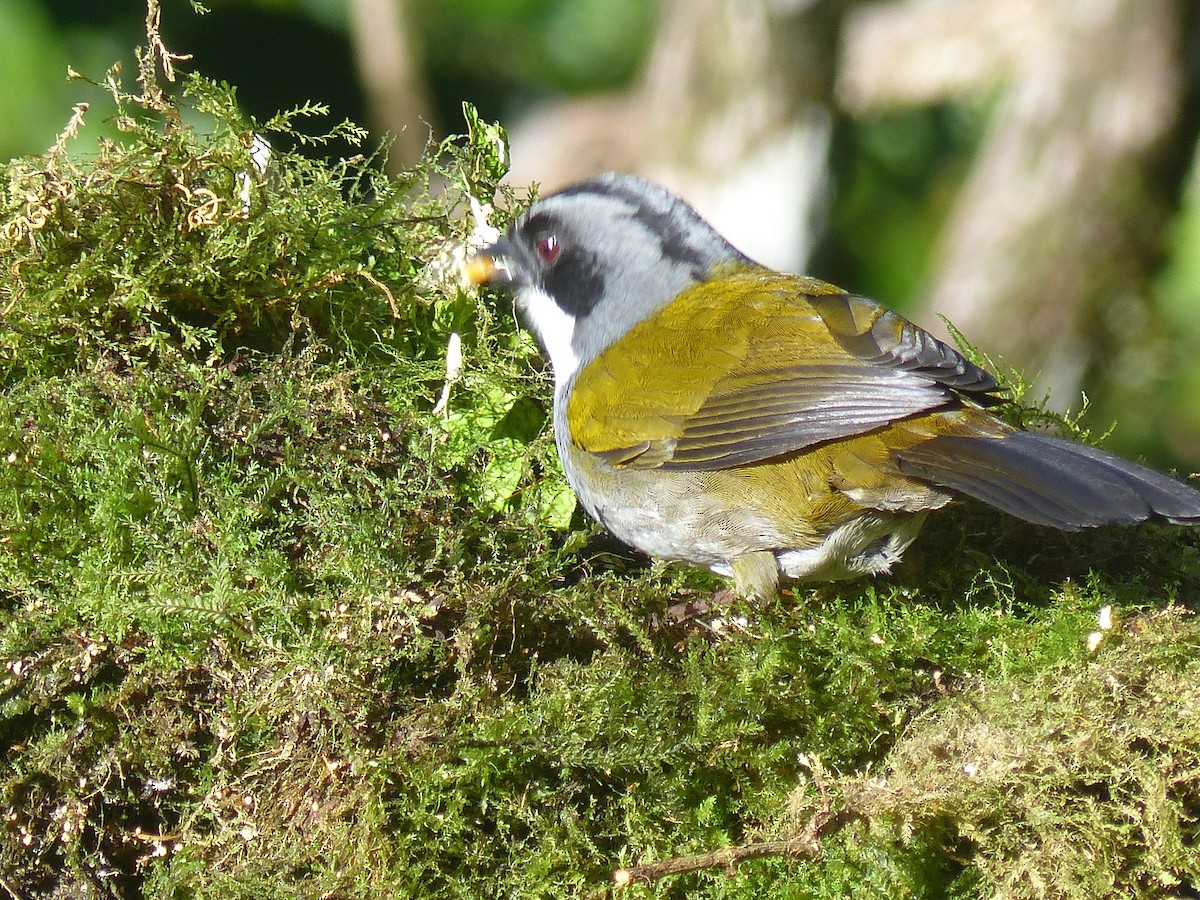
[0,874,24,900]
[46,103,89,172]
[136,0,192,114]
[613,806,851,887]
[144,0,192,84]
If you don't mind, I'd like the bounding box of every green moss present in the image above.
[819,605,1200,899]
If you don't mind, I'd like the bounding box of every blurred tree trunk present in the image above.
[347,0,434,171]
[634,0,843,270]
[839,0,1200,415]
[507,0,845,271]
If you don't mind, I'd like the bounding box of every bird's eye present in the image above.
[535,234,560,264]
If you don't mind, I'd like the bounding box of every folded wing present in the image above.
[567,269,1002,470]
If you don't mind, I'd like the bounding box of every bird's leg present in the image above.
[731,550,781,600]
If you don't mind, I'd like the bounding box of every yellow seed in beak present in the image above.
[464,253,499,285]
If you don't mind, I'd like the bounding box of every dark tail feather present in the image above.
[896,431,1200,530]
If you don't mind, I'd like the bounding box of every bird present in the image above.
[465,173,1200,599]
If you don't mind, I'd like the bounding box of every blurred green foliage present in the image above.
[417,0,658,109]
[817,104,988,310]
[0,0,74,159]
[1154,168,1200,464]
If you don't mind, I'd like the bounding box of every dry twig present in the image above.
[614,758,851,887]
[613,805,849,887]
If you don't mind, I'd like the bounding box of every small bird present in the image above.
[466,173,1200,598]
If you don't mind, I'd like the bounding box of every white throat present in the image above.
[516,285,580,387]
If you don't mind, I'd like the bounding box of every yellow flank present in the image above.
[692,421,951,541]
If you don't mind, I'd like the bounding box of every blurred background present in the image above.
[6,0,1200,470]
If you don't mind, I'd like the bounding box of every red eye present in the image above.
[535,234,560,264]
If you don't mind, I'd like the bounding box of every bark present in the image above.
[348,0,434,171]
[839,0,1200,411]
[507,0,845,271]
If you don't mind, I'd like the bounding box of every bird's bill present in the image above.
[464,250,510,286]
